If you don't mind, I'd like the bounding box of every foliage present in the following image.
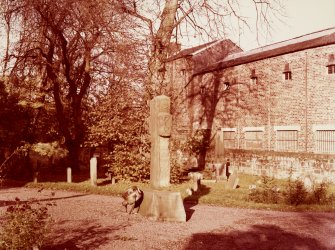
[86,84,150,182]
[182,129,211,157]
[0,198,53,250]
[284,178,308,206]
[1,0,144,170]
[248,175,281,204]
[248,175,335,207]
[170,141,188,184]
[1,141,68,182]
[0,80,33,150]
[30,141,68,159]
[310,182,331,205]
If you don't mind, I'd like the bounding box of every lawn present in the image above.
[15,173,335,213]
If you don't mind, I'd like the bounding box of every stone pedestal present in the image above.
[139,190,186,222]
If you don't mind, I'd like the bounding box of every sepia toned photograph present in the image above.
[0,0,334,249]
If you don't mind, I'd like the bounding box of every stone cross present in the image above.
[140,95,186,222]
[149,95,172,189]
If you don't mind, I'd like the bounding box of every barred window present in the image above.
[244,130,263,149]
[284,71,292,80]
[276,130,298,151]
[315,130,335,153]
[327,54,335,74]
[283,63,292,80]
[223,131,236,148]
[328,65,335,74]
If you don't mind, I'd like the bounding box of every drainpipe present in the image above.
[305,52,308,152]
[267,79,271,150]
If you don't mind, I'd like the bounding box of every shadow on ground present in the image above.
[184,184,211,221]
[183,224,328,250]
[44,220,131,249]
[0,193,88,208]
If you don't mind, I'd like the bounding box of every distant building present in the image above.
[166,28,335,182]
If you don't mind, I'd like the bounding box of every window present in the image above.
[327,54,335,74]
[250,69,258,84]
[284,71,292,80]
[223,131,236,148]
[315,130,335,154]
[283,63,292,80]
[327,65,335,74]
[276,130,298,151]
[243,127,264,149]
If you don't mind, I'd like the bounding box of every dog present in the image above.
[122,186,143,214]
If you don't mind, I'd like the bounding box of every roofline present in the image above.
[195,27,335,76]
[166,40,218,62]
[191,38,238,56]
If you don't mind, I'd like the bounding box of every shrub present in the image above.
[284,178,308,206]
[308,181,333,205]
[105,146,150,182]
[248,175,281,204]
[182,129,211,156]
[0,198,53,250]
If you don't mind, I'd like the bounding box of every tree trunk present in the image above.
[146,0,178,97]
[66,139,81,172]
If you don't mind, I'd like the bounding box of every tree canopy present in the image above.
[0,0,285,178]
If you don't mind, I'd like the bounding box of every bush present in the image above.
[248,176,281,204]
[309,181,332,205]
[105,146,150,182]
[0,198,53,250]
[284,178,308,206]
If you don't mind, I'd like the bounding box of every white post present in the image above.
[90,157,97,186]
[67,167,72,183]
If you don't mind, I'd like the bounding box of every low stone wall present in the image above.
[215,149,335,184]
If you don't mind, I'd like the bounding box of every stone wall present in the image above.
[220,149,335,183]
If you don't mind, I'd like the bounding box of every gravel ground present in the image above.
[0,187,335,250]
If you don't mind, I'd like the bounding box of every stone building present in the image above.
[166,27,335,183]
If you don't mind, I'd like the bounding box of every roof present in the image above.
[167,39,243,73]
[196,27,335,75]
[166,40,218,62]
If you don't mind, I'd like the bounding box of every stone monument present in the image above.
[227,170,239,189]
[139,95,186,222]
[149,95,171,188]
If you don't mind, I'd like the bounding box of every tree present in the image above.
[1,0,140,171]
[118,0,284,97]
[86,83,150,181]
[117,0,285,169]
[85,34,150,180]
[0,80,32,151]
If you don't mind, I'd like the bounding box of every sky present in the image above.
[0,1,334,54]
[179,0,335,51]
[228,0,335,51]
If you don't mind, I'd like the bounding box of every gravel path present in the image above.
[0,187,334,250]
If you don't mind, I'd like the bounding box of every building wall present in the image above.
[167,42,335,182]
[169,44,335,152]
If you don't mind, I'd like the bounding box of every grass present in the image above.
[10,172,333,213]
